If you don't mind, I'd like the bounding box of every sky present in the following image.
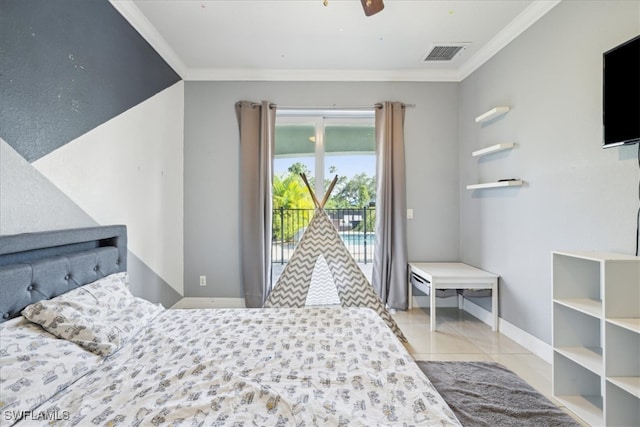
[274,153,375,180]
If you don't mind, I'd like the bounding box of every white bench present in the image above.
[408,262,499,331]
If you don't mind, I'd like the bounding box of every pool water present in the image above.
[339,233,375,245]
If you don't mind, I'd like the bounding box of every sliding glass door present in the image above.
[272,109,376,282]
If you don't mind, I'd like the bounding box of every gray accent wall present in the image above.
[459,0,640,343]
[1,0,183,307]
[0,0,180,162]
[1,139,97,233]
[184,81,459,298]
[128,252,181,308]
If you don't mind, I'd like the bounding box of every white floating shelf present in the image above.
[472,143,515,157]
[475,106,510,123]
[466,180,523,190]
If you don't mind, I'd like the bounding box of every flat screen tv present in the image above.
[603,35,640,148]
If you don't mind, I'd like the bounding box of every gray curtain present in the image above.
[372,101,408,310]
[236,100,275,308]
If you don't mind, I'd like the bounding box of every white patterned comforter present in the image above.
[20,307,460,426]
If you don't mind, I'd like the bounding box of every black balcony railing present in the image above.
[272,207,376,264]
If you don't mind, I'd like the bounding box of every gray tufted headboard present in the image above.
[0,225,127,323]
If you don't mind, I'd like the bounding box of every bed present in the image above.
[0,225,461,426]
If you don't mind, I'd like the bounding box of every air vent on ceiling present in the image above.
[422,43,470,62]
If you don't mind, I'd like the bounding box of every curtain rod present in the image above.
[273,104,377,110]
[237,101,416,110]
[272,103,416,110]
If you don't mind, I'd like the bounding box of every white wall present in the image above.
[34,82,185,296]
[183,81,459,297]
[459,0,640,343]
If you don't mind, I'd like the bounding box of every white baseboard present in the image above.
[171,297,246,309]
[498,317,553,363]
[463,299,552,363]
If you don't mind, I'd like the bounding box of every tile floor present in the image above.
[393,306,588,426]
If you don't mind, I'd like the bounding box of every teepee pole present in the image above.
[320,175,339,208]
[300,173,321,208]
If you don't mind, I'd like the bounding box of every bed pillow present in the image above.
[21,273,163,357]
[80,271,136,309]
[0,317,102,424]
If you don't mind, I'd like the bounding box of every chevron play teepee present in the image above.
[264,174,407,342]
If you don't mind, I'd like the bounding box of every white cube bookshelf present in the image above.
[552,251,640,426]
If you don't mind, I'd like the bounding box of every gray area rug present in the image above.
[416,361,580,427]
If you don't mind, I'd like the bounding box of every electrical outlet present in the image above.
[199,275,206,286]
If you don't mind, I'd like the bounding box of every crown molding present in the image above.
[184,68,461,82]
[111,0,561,83]
[109,0,187,79]
[457,0,562,80]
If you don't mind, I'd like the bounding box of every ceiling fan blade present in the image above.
[360,0,384,16]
